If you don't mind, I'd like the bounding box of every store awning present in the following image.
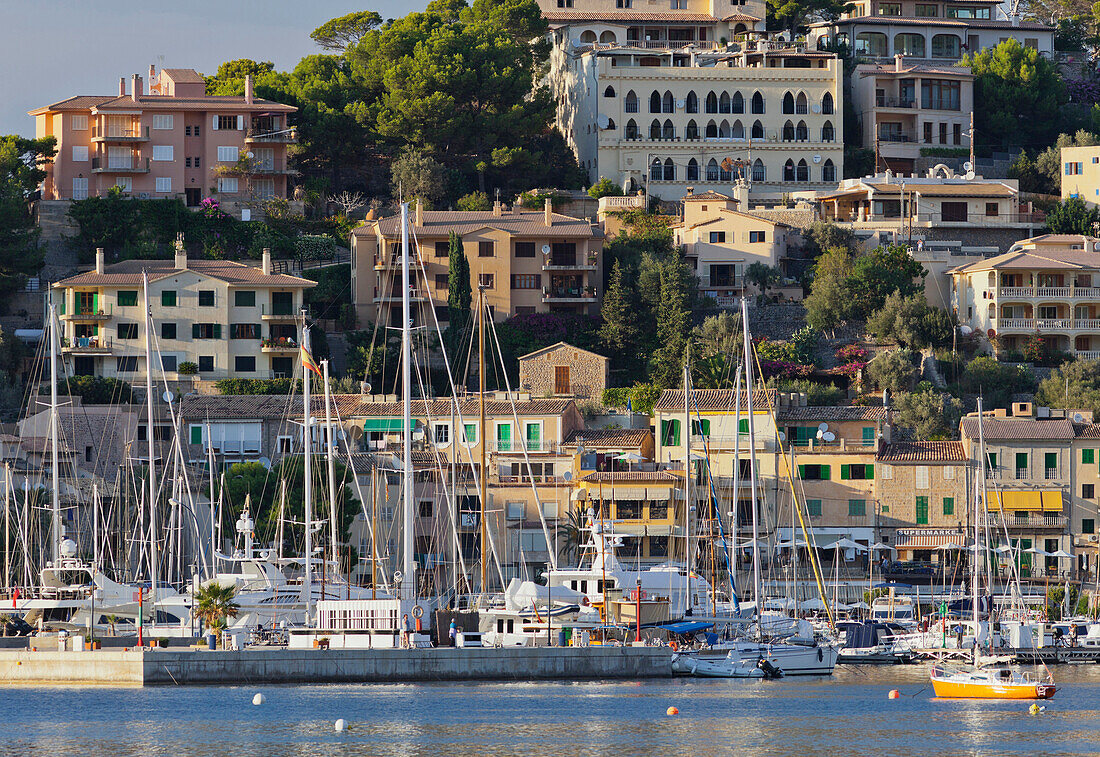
[646,487,674,501]
[595,487,647,500]
[609,523,674,537]
[894,528,965,550]
[362,418,409,433]
[986,490,1063,512]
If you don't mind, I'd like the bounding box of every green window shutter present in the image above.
[213,324,222,340]
[987,453,997,470]
[840,464,850,480]
[162,290,176,307]
[1045,452,1057,469]
[671,419,681,447]
[738,418,749,434]
[660,420,671,446]
[865,464,875,478]
[849,499,866,517]
[192,323,200,339]
[797,464,806,479]
[463,423,477,444]
[700,419,710,437]
[942,497,954,516]
[118,291,137,307]
[916,496,928,524]
[1084,449,1095,465]
[807,499,821,517]
[1016,452,1028,469]
[190,425,203,445]
[1084,519,1096,535]
[91,293,98,313]
[820,464,831,480]
[862,426,875,443]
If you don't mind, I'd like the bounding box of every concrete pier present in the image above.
[0,646,674,687]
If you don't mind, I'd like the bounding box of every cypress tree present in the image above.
[650,259,692,390]
[599,260,641,371]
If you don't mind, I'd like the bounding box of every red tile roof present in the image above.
[581,470,682,482]
[960,417,1074,440]
[654,389,775,412]
[777,405,889,421]
[544,11,717,22]
[877,441,966,462]
[54,259,315,288]
[563,429,653,449]
[360,210,599,240]
[723,13,762,22]
[1074,423,1100,439]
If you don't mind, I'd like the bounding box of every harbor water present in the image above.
[2,664,1096,756]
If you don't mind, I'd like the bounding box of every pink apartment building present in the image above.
[29,66,297,207]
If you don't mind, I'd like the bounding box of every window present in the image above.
[478,273,494,289]
[185,157,191,168]
[198,356,214,372]
[193,323,222,339]
[946,5,990,17]
[921,79,960,110]
[71,115,88,130]
[751,92,765,114]
[199,290,215,307]
[1016,452,1028,478]
[479,241,494,257]
[161,322,176,340]
[916,3,937,14]
[217,146,239,162]
[822,159,836,183]
[161,290,176,307]
[894,33,924,56]
[1085,448,1096,465]
[797,464,831,480]
[985,202,999,217]
[512,274,541,289]
[72,146,88,162]
[117,323,138,340]
[190,425,203,445]
[924,122,933,144]
[515,242,535,258]
[152,115,174,130]
[1045,452,1058,478]
[117,291,137,307]
[193,157,201,169]
[953,123,962,145]
[842,464,874,480]
[230,323,259,339]
[848,499,866,517]
[1083,484,1094,499]
[942,497,954,516]
[235,290,255,307]
[435,274,449,290]
[856,32,887,56]
[807,499,822,517]
[116,356,138,373]
[709,231,726,243]
[931,34,961,58]
[217,115,238,130]
[877,2,901,14]
[152,145,174,161]
[155,177,172,193]
[1085,518,1096,534]
[748,230,765,243]
[217,177,238,193]
[234,356,256,373]
[113,177,132,193]
[915,466,930,489]
[916,496,929,525]
[752,159,765,182]
[625,90,638,113]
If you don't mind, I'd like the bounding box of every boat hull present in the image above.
[931,678,1056,699]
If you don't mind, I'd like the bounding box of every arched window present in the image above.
[751,91,765,114]
[732,119,744,139]
[796,120,808,141]
[797,159,809,182]
[650,158,663,181]
[599,30,616,43]
[822,159,836,183]
[625,118,638,139]
[650,91,662,113]
[796,92,808,115]
[705,120,718,139]
[822,120,835,142]
[687,158,699,181]
[734,23,747,34]
[685,119,699,140]
[662,91,674,113]
[783,159,795,182]
[751,119,764,139]
[607,118,616,131]
[580,30,597,43]
[706,159,720,181]
[732,91,744,114]
[822,92,834,115]
[856,32,887,56]
[720,92,731,114]
[894,33,925,57]
[782,92,795,114]
[705,92,718,114]
[752,158,765,182]
[663,119,674,139]
[686,91,698,114]
[625,91,638,113]
[931,34,961,58]
[604,86,616,98]
[782,120,795,141]
[664,158,675,181]
[720,160,732,182]
[649,119,662,140]
[719,119,731,139]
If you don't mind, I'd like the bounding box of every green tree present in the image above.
[867,292,954,349]
[1035,359,1100,416]
[0,135,55,304]
[556,505,588,563]
[588,178,625,199]
[599,260,643,372]
[53,375,134,404]
[958,356,1035,409]
[310,11,383,51]
[866,348,918,394]
[768,0,855,35]
[894,389,963,440]
[650,258,693,389]
[744,262,782,300]
[1046,196,1100,235]
[804,247,853,333]
[391,148,447,205]
[456,191,492,211]
[447,230,472,321]
[848,244,925,319]
[193,584,241,637]
[800,220,857,259]
[960,40,1067,153]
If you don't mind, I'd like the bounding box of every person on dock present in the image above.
[401,614,411,649]
[449,620,457,647]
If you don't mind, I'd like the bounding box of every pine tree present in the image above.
[650,259,692,390]
[599,260,641,370]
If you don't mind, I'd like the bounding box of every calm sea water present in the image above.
[0,664,1096,756]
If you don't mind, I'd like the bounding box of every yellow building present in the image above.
[1061,145,1100,207]
[575,469,685,565]
[1072,422,1100,579]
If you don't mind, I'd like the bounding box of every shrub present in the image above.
[835,344,868,364]
[865,348,918,394]
[178,361,198,376]
[588,178,625,199]
[893,389,963,440]
[456,191,492,211]
[48,375,134,404]
[767,378,844,406]
[602,383,661,415]
[214,378,300,395]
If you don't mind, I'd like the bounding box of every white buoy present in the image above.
[334,718,347,732]
[252,693,265,706]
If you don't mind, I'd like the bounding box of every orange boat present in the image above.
[930,664,1057,700]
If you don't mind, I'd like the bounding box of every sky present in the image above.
[0,0,427,136]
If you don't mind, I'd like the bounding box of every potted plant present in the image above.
[178,361,198,376]
[193,583,240,649]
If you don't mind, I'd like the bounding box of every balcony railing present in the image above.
[374,288,427,303]
[91,125,149,142]
[91,157,150,173]
[61,336,114,354]
[491,440,559,453]
[63,304,112,321]
[260,338,298,353]
[245,128,297,144]
[980,513,1067,529]
[995,318,1100,332]
[261,303,298,319]
[543,286,597,302]
[875,96,916,108]
[997,285,1100,298]
[877,131,916,143]
[788,438,877,452]
[543,254,598,271]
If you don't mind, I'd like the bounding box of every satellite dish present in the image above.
[823,431,836,442]
[777,431,786,442]
[812,104,821,113]
[162,390,174,403]
[563,470,573,481]
[812,154,822,164]
[393,570,403,584]
[258,456,272,470]
[597,113,611,130]
[246,151,255,159]
[541,244,551,255]
[675,99,685,109]
[1075,412,1085,423]
[958,325,973,335]
[817,423,829,432]
[962,161,973,172]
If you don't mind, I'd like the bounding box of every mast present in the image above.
[682,354,692,605]
[302,316,314,619]
[323,359,339,584]
[732,366,742,600]
[92,483,99,571]
[478,288,488,595]
[400,201,415,604]
[4,463,10,590]
[142,273,158,602]
[48,304,61,565]
[974,396,985,660]
[207,424,216,577]
[741,297,763,627]
[451,399,459,600]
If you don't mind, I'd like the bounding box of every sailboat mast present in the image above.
[732,366,742,597]
[740,297,763,622]
[974,397,985,645]
[682,357,692,600]
[142,273,158,602]
[207,424,216,578]
[323,359,339,582]
[302,318,314,618]
[48,304,61,564]
[478,288,488,595]
[400,201,415,604]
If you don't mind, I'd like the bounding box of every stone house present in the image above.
[518,342,609,400]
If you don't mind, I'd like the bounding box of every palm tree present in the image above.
[105,614,118,636]
[193,583,241,640]
[556,505,590,565]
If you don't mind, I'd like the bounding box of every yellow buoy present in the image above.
[666,706,679,716]
[1029,704,1040,716]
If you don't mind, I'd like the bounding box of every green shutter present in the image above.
[91,293,98,313]
[1045,452,1057,470]
[987,453,997,470]
[943,497,954,516]
[192,323,200,338]
[1084,519,1096,535]
[916,496,928,524]
[797,464,806,479]
[190,425,203,445]
[700,419,710,437]
[1085,449,1096,465]
[463,423,477,444]
[820,464,831,480]
[849,499,866,516]
[1016,452,1028,469]
[661,420,671,446]
[738,418,749,434]
[840,464,850,480]
[807,499,821,517]
[863,426,875,443]
[162,290,176,307]
[865,464,874,478]
[213,324,222,340]
[671,419,681,447]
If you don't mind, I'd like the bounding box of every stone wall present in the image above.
[518,344,608,400]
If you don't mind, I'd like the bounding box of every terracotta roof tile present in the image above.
[181,394,577,422]
[960,417,1074,440]
[581,470,682,482]
[93,95,295,112]
[877,441,966,462]
[777,405,889,421]
[684,191,734,201]
[358,210,600,240]
[563,428,653,449]
[819,15,1050,29]
[54,259,315,288]
[544,11,717,22]
[723,13,762,21]
[1074,423,1100,439]
[161,68,206,83]
[654,389,774,412]
[31,95,116,114]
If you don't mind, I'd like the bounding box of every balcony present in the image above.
[260,338,298,353]
[91,157,150,174]
[61,337,114,355]
[996,285,1099,299]
[91,125,150,143]
[245,128,297,144]
[875,96,916,109]
[543,254,598,272]
[261,304,298,321]
[374,288,427,304]
[490,439,560,454]
[62,305,112,322]
[788,438,877,453]
[876,131,917,143]
[995,318,1100,332]
[980,512,1067,531]
[250,162,298,176]
[543,286,597,303]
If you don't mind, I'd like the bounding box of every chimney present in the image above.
[493,199,502,217]
[415,198,424,226]
[544,197,553,226]
[895,54,903,72]
[95,248,105,274]
[118,77,126,97]
[245,74,254,105]
[148,64,156,91]
[262,247,271,275]
[174,232,187,270]
[131,74,143,103]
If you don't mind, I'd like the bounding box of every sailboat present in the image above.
[929,397,1056,699]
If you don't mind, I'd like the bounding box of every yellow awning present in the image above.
[986,490,1063,512]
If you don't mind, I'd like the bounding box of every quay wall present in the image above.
[0,650,143,685]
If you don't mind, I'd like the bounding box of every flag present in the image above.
[627,398,632,413]
[300,344,323,378]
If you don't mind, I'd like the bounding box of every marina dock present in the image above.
[0,646,675,687]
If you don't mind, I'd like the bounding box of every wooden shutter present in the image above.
[213,324,222,339]
[820,465,830,480]
[192,323,201,338]
[554,365,569,394]
[840,464,850,480]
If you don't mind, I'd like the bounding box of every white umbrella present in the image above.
[1024,547,1050,557]
[823,538,867,552]
[870,542,896,552]
[994,544,1014,554]
[1049,550,1073,559]
[776,539,809,549]
[937,542,964,551]
[615,451,645,471]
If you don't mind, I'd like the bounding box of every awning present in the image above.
[595,487,647,500]
[986,490,1063,512]
[646,487,674,501]
[609,523,674,537]
[894,528,965,550]
[659,621,712,635]
[362,418,408,433]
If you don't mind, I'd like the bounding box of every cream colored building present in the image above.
[950,234,1100,359]
[851,57,974,173]
[52,248,314,381]
[350,200,602,327]
[1061,145,1100,207]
